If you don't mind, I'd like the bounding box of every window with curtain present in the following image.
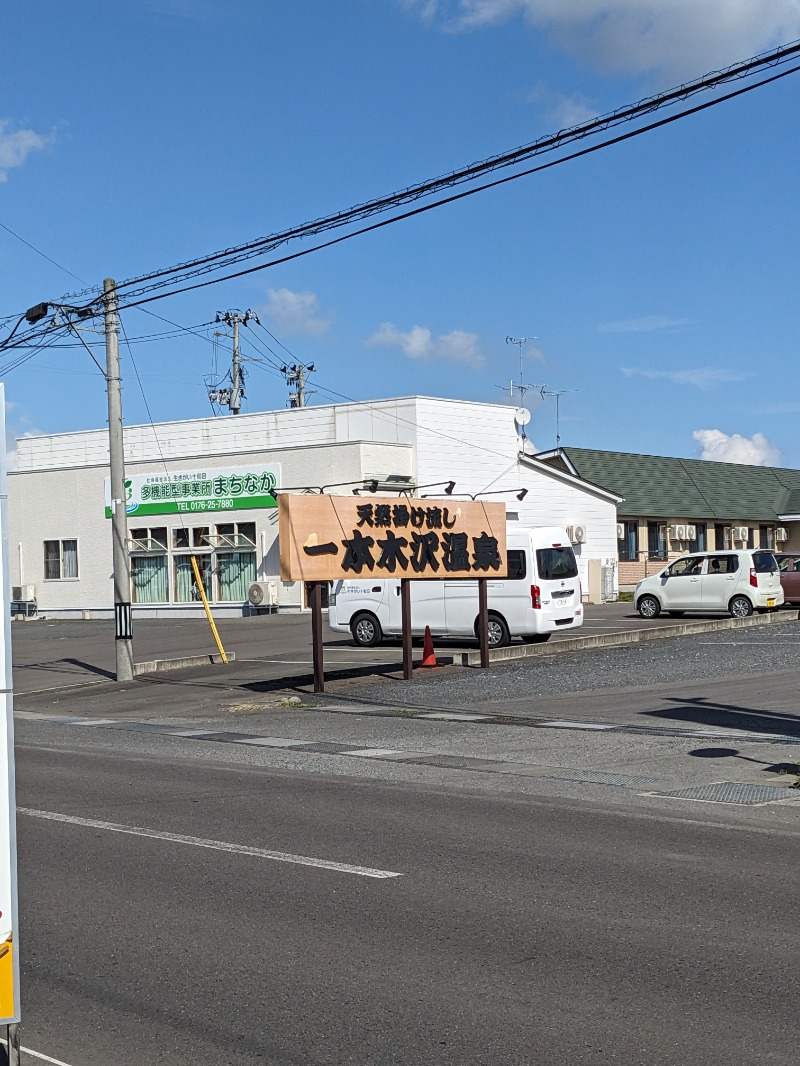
[647,521,666,560]
[618,521,638,562]
[218,552,256,601]
[688,523,707,553]
[131,555,168,603]
[174,557,212,602]
[43,539,78,579]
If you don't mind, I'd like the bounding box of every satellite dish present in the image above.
[514,407,531,427]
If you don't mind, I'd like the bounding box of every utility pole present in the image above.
[281,363,315,408]
[231,313,241,415]
[211,310,259,414]
[103,278,134,682]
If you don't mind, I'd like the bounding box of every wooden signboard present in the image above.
[279,495,507,582]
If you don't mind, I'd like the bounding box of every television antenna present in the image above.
[540,388,577,450]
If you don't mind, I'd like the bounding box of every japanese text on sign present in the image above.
[279,495,507,582]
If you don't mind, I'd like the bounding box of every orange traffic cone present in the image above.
[420,625,438,668]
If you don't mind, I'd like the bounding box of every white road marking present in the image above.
[0,1038,77,1065]
[18,808,402,880]
[340,748,405,757]
[418,712,490,721]
[235,736,307,747]
[162,729,221,737]
[68,719,118,727]
[543,720,615,730]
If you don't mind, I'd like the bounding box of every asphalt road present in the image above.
[13,721,800,1066]
[9,601,735,694]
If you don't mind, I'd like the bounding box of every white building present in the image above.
[7,396,622,618]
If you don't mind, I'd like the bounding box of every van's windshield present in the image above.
[536,546,578,580]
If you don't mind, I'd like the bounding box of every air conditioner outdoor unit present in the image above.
[11,585,35,602]
[669,525,685,540]
[734,526,749,541]
[775,527,788,542]
[569,524,587,544]
[616,523,625,540]
[686,525,697,540]
[248,581,277,607]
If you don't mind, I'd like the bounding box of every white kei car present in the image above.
[634,549,783,619]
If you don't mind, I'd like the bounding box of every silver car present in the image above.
[635,549,783,619]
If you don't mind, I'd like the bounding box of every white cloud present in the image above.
[0,120,53,182]
[600,315,691,334]
[693,428,780,466]
[622,366,747,389]
[262,288,331,337]
[419,1,800,79]
[527,85,598,128]
[367,322,487,368]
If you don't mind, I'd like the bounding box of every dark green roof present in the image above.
[550,447,800,521]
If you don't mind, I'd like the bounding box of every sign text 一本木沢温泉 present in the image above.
[104,465,280,518]
[279,495,507,582]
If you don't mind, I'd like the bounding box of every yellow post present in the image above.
[190,555,228,664]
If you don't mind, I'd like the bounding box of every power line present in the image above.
[84,57,800,316]
[50,38,800,313]
[0,219,85,284]
[6,41,800,341]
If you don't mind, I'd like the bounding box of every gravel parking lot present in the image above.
[327,620,800,709]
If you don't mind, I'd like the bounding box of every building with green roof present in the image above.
[536,447,800,587]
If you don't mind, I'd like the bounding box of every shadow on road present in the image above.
[644,695,800,738]
[688,745,799,775]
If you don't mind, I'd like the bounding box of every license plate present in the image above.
[767,598,775,607]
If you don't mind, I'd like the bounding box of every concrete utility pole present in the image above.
[282,363,315,408]
[212,310,258,414]
[228,313,242,415]
[103,278,134,682]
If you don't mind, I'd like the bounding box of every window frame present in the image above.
[43,538,79,581]
[618,520,638,563]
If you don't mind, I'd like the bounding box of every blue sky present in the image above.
[3,0,800,467]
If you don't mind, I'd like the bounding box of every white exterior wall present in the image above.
[408,398,619,593]
[9,439,411,617]
[9,395,620,617]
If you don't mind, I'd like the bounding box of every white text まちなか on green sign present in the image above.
[104,465,280,518]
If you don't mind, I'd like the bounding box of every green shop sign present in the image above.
[104,465,280,518]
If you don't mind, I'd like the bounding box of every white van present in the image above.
[329,526,583,648]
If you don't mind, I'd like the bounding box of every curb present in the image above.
[133,651,235,676]
[460,609,800,666]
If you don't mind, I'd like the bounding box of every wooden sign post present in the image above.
[278,494,507,690]
[401,578,413,681]
[478,577,489,668]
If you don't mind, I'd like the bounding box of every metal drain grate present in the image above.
[654,782,800,805]
[544,769,658,787]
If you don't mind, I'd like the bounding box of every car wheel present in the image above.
[729,595,753,618]
[485,613,510,648]
[522,633,551,644]
[666,610,685,617]
[351,612,383,646]
[637,595,661,619]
